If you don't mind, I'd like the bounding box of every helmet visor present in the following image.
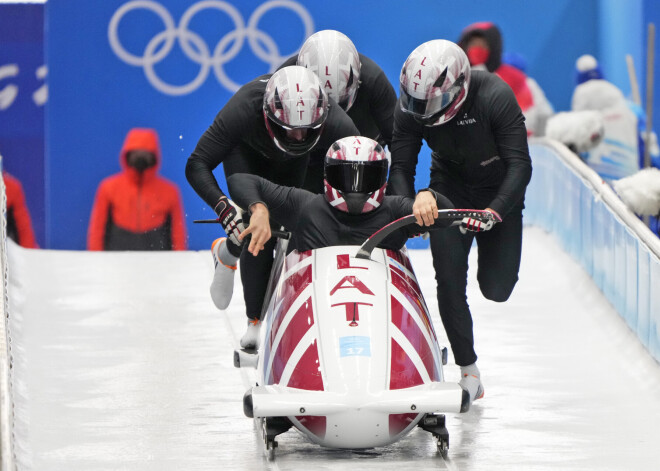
[325,158,388,194]
[266,115,325,155]
[400,74,465,120]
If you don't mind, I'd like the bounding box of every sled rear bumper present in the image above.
[244,382,470,418]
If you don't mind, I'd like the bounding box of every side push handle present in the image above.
[355,209,496,260]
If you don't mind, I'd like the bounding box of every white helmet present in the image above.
[324,136,388,215]
[297,30,361,111]
[400,39,471,126]
[263,65,329,156]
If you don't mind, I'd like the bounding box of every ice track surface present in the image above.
[7,226,660,470]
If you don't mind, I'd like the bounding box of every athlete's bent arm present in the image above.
[228,173,312,238]
[388,105,425,197]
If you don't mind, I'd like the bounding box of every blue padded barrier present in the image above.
[527,139,660,363]
[650,261,660,361]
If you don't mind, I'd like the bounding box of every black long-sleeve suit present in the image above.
[388,70,532,367]
[186,74,359,319]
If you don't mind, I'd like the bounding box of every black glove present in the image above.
[214,196,245,247]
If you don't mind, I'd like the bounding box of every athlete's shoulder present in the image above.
[382,194,413,208]
[357,53,390,85]
[325,98,359,132]
[358,53,385,73]
[232,74,270,101]
[470,70,517,110]
[216,74,269,124]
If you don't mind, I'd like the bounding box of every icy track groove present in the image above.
[6,226,660,470]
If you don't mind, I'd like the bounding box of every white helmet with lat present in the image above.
[400,39,471,126]
[324,136,388,215]
[263,65,329,156]
[297,30,361,112]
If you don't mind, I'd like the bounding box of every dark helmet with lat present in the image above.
[323,136,388,215]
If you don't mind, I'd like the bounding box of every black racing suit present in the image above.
[227,174,455,254]
[388,70,532,367]
[279,53,397,150]
[186,74,359,319]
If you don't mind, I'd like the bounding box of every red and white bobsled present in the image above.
[236,210,492,456]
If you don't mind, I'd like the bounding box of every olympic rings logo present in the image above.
[108,0,314,96]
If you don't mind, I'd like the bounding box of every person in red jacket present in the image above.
[457,22,534,114]
[3,171,38,248]
[88,128,187,251]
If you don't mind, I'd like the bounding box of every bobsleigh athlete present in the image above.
[389,39,533,403]
[186,66,358,350]
[228,136,457,261]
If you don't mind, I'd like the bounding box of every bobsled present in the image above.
[234,210,493,456]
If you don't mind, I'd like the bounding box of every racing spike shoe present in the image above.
[459,363,485,403]
[210,238,238,310]
[240,319,261,350]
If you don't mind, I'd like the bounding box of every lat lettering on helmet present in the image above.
[411,57,427,92]
[325,65,331,76]
[352,137,361,155]
[336,254,367,270]
[324,80,332,89]
[331,302,373,327]
[329,276,374,296]
[296,85,306,121]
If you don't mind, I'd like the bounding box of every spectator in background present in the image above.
[88,128,187,251]
[457,23,532,109]
[457,22,553,136]
[3,171,38,248]
[570,54,660,179]
[503,52,555,136]
[546,54,660,238]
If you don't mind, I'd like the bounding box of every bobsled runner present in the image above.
[231,209,494,457]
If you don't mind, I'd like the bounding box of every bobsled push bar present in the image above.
[355,209,495,260]
[244,381,469,418]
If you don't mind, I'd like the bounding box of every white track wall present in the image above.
[0,158,16,471]
[526,138,660,363]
